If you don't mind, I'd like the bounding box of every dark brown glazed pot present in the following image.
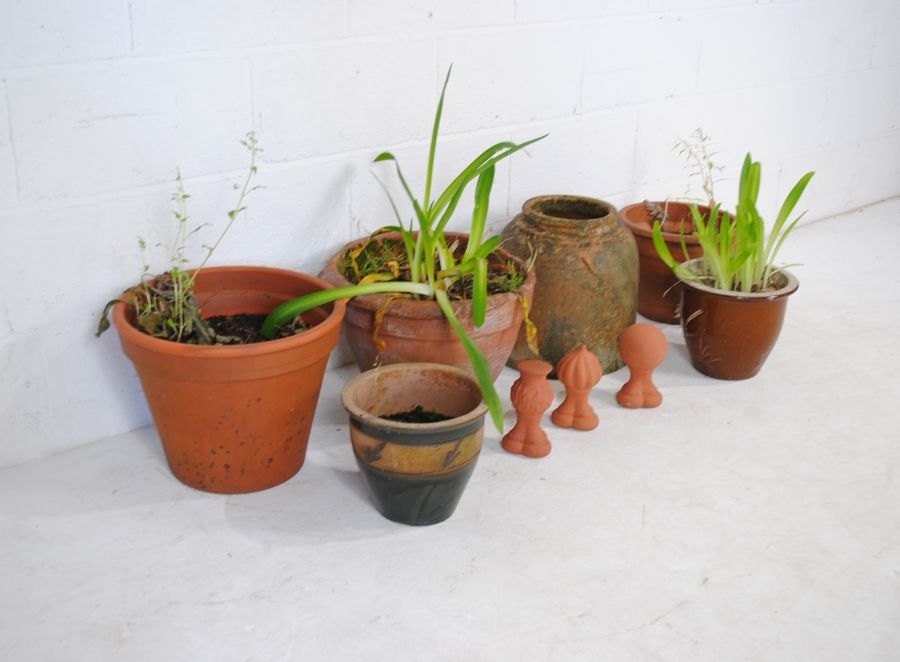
[678,259,799,380]
[319,232,535,380]
[341,363,488,525]
[620,202,707,324]
[501,195,637,374]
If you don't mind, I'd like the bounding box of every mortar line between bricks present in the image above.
[574,61,900,121]
[247,58,256,133]
[3,80,20,205]
[0,106,639,215]
[630,112,641,195]
[0,3,820,79]
[792,194,900,229]
[127,1,135,54]
[1,94,897,218]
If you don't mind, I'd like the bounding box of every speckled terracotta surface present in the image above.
[501,195,637,374]
[679,259,799,380]
[319,232,535,380]
[502,360,554,458]
[616,323,668,408]
[620,202,707,324]
[113,267,345,494]
[552,345,603,430]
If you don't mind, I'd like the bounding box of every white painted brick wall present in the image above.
[508,111,639,209]
[253,38,437,162]
[0,0,897,467]
[0,83,16,203]
[437,25,585,133]
[6,58,254,201]
[348,0,515,34]
[130,0,347,55]
[579,14,701,112]
[0,0,131,69]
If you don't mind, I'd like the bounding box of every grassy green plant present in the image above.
[652,152,814,293]
[673,128,724,209]
[260,68,545,432]
[97,132,261,343]
[644,129,723,261]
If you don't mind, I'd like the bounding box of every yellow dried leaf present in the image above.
[358,272,396,287]
[372,294,404,353]
[516,292,540,356]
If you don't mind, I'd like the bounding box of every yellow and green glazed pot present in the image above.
[341,363,488,526]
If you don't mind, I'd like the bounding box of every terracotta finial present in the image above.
[552,345,602,430]
[502,360,554,458]
[616,323,668,408]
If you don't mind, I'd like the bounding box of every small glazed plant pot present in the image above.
[319,232,535,380]
[620,202,708,324]
[341,363,488,526]
[113,266,346,494]
[678,258,799,380]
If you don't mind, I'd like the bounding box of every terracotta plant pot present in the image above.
[620,202,707,324]
[501,195,638,374]
[341,363,488,525]
[319,232,535,379]
[113,266,346,494]
[678,258,798,380]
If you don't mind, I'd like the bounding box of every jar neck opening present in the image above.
[522,196,616,232]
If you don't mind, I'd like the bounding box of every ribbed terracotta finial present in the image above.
[552,345,603,430]
[616,323,668,408]
[502,360,554,458]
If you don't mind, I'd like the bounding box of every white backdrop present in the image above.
[1,0,898,467]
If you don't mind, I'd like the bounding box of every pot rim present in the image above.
[111,265,347,357]
[520,194,616,230]
[678,258,799,301]
[341,362,489,432]
[619,201,708,244]
[320,231,535,318]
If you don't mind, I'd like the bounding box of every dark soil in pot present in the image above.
[380,406,452,423]
[206,313,308,344]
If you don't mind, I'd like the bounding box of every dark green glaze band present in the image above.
[350,416,485,445]
[355,455,479,526]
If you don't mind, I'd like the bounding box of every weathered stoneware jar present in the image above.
[500,195,638,373]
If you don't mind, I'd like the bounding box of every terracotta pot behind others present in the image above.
[620,202,707,324]
[320,232,534,380]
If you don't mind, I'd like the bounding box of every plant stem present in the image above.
[190,134,259,285]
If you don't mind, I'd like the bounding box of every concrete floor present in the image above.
[2,199,899,661]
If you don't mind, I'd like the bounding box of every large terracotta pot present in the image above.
[501,195,638,374]
[341,363,487,526]
[319,232,535,379]
[678,258,798,380]
[620,202,707,324]
[113,266,346,494]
